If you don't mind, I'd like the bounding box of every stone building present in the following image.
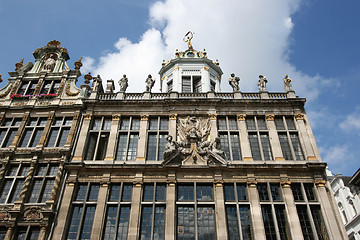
[0,38,348,240]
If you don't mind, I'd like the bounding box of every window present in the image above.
[0,118,21,148]
[0,164,28,203]
[14,226,40,240]
[19,117,47,148]
[224,183,252,240]
[103,183,133,240]
[17,80,37,95]
[40,80,61,94]
[140,183,166,240]
[257,183,289,240]
[115,117,140,161]
[46,116,73,147]
[246,117,272,160]
[167,80,173,92]
[67,183,99,240]
[292,183,328,240]
[217,116,242,161]
[181,76,202,93]
[84,117,111,160]
[275,117,304,160]
[210,81,216,92]
[0,227,6,239]
[147,117,169,161]
[27,164,58,203]
[177,183,215,240]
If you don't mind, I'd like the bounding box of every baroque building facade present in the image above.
[0,39,348,240]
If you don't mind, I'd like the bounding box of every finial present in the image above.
[215,59,219,66]
[47,40,61,47]
[84,72,92,84]
[15,59,24,71]
[183,31,194,50]
[0,74,2,83]
[74,57,83,70]
[162,59,166,66]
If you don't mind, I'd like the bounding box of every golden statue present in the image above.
[183,31,194,50]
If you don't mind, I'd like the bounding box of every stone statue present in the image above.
[258,75,268,91]
[163,135,180,160]
[119,74,128,92]
[145,74,155,92]
[43,53,57,72]
[228,73,240,92]
[209,137,226,159]
[283,74,293,92]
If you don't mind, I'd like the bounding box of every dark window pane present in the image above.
[226,206,240,240]
[297,205,314,240]
[68,206,83,240]
[193,76,202,93]
[116,134,128,161]
[177,185,194,201]
[140,206,153,239]
[257,184,269,201]
[228,117,238,130]
[143,184,154,201]
[92,118,102,130]
[275,117,285,130]
[9,179,24,203]
[270,184,281,201]
[131,118,140,130]
[311,205,328,240]
[109,184,121,201]
[85,133,98,160]
[29,179,42,202]
[257,118,267,130]
[88,184,99,201]
[290,133,304,160]
[103,206,117,240]
[29,128,43,147]
[39,179,54,202]
[291,183,304,201]
[154,206,165,240]
[57,128,70,147]
[122,184,133,202]
[275,205,290,240]
[177,206,195,239]
[95,133,109,160]
[156,184,166,201]
[246,118,256,130]
[220,134,230,160]
[197,206,215,240]
[118,206,131,239]
[239,206,252,240]
[79,206,96,240]
[102,118,112,130]
[20,129,32,147]
[260,134,272,160]
[158,134,167,161]
[217,118,227,130]
[149,118,158,130]
[279,133,292,160]
[127,134,138,160]
[304,184,316,201]
[261,205,276,240]
[237,184,247,201]
[248,133,261,160]
[224,184,235,201]
[159,118,169,130]
[0,180,12,203]
[196,184,213,201]
[182,76,191,93]
[286,117,296,130]
[4,129,17,147]
[46,128,59,147]
[230,133,241,160]
[76,184,88,201]
[28,227,40,240]
[120,118,130,130]
[147,134,157,160]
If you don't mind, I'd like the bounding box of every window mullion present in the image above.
[271,204,282,240]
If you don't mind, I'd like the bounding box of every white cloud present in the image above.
[339,107,360,132]
[320,145,350,174]
[86,0,331,100]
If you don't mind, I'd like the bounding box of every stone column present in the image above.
[15,159,36,209]
[9,112,29,148]
[90,179,109,240]
[165,180,176,240]
[315,180,347,239]
[169,114,177,138]
[247,180,266,239]
[64,112,81,148]
[104,114,120,161]
[51,178,76,239]
[0,158,9,181]
[73,113,92,161]
[294,113,317,160]
[237,114,253,161]
[39,225,48,240]
[47,160,65,207]
[136,115,148,161]
[266,114,284,161]
[208,114,218,140]
[37,112,55,148]
[281,181,304,239]
[4,225,14,240]
[128,176,142,240]
[214,180,228,239]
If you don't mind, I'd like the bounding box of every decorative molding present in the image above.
[237,114,246,121]
[243,157,253,161]
[65,82,80,96]
[204,66,209,71]
[174,66,179,71]
[214,180,224,186]
[208,114,217,120]
[281,181,291,188]
[73,113,80,120]
[133,181,143,187]
[13,102,27,106]
[315,180,326,187]
[23,207,43,221]
[307,156,318,161]
[167,180,177,186]
[265,114,275,121]
[294,113,304,120]
[0,83,13,98]
[169,114,177,120]
[83,114,92,121]
[61,101,76,106]
[141,115,149,121]
[104,157,114,161]
[10,80,20,96]
[275,157,285,161]
[247,181,258,188]
[57,79,65,95]
[112,114,121,121]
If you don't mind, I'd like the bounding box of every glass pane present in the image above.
[103,206,118,240]
[0,130,6,146]
[29,118,37,126]
[103,118,112,130]
[261,205,276,240]
[140,206,153,239]
[127,134,139,160]
[120,118,130,130]
[38,118,47,126]
[57,128,70,147]
[88,184,99,201]
[29,128,43,147]
[92,118,102,130]
[239,206,252,240]
[177,206,195,239]
[4,129,17,147]
[29,179,42,202]
[177,185,194,201]
[275,117,285,130]
[154,206,165,240]
[9,179,24,203]
[257,184,269,201]
[248,133,261,160]
[193,76,202,93]
[131,118,140,130]
[118,206,131,239]
[64,117,73,125]
[8,166,18,176]
[220,134,230,160]
[257,117,267,130]
[226,206,240,240]
[85,132,98,160]
[228,117,238,130]
[20,166,29,175]
[197,206,215,240]
[143,184,154,201]
[230,133,241,161]
[76,184,88,201]
[39,179,54,202]
[79,206,96,240]
[159,118,169,130]
[95,133,109,160]
[49,166,59,176]
[279,133,292,160]
[304,184,316,201]
[290,133,304,160]
[149,118,158,130]
[260,134,272,160]
[237,184,247,201]
[46,128,59,147]
[182,76,191,93]
[37,165,47,176]
[275,205,289,240]
[68,206,83,240]
[291,183,304,201]
[109,184,121,202]
[122,184,133,202]
[0,180,12,203]
[217,118,227,130]
[196,184,213,201]
[116,134,128,161]
[54,117,63,125]
[13,119,22,126]
[20,129,33,147]
[158,134,167,161]
[156,184,166,201]
[311,205,328,240]
[146,134,157,160]
[286,117,296,130]
[4,118,13,126]
[270,184,281,201]
[224,184,235,201]
[297,205,314,239]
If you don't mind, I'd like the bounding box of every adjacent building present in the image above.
[0,39,348,240]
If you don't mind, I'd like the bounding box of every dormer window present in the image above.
[17,81,37,95]
[40,80,61,94]
[182,76,202,93]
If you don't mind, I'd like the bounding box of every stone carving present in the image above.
[228,73,240,92]
[258,75,268,91]
[42,53,57,72]
[18,162,35,201]
[119,74,129,92]
[65,82,80,96]
[283,74,293,92]
[74,57,83,70]
[0,83,12,98]
[0,207,11,221]
[15,59,24,71]
[163,116,227,166]
[145,74,155,92]
[23,207,42,221]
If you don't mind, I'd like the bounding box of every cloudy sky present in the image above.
[0,0,359,176]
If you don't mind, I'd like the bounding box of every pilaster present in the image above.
[165,179,176,240]
[208,113,218,140]
[104,114,120,161]
[4,225,14,240]
[266,114,284,160]
[294,113,317,160]
[90,179,109,240]
[128,175,143,240]
[136,115,148,161]
[73,112,92,161]
[64,112,80,147]
[169,114,177,138]
[237,114,253,161]
[247,179,266,239]
[214,180,228,240]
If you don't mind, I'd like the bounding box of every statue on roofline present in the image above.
[145,74,155,92]
[228,73,240,92]
[258,75,268,91]
[119,74,128,92]
[283,74,293,92]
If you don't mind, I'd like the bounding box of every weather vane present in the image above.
[183,31,194,50]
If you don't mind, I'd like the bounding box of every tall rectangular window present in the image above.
[181,75,202,93]
[0,164,28,203]
[67,183,99,240]
[46,116,73,147]
[14,226,40,240]
[140,183,166,240]
[103,183,133,240]
[167,80,173,92]
[115,117,140,161]
[0,118,21,148]
[40,80,61,94]
[275,117,304,160]
[28,164,58,203]
[292,183,329,240]
[257,183,289,240]
[224,183,252,240]
[246,117,272,160]
[84,117,111,160]
[147,117,169,161]
[177,183,215,240]
[217,116,242,161]
[19,117,47,148]
[17,80,37,95]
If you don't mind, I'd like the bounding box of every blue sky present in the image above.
[0,0,359,176]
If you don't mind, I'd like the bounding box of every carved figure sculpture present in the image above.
[283,74,293,92]
[119,74,129,92]
[258,75,268,91]
[163,135,181,161]
[228,73,240,91]
[43,53,57,72]
[209,137,226,159]
[145,74,155,92]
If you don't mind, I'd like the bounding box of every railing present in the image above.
[242,93,260,99]
[98,93,117,100]
[152,93,169,99]
[125,93,143,100]
[216,93,233,99]
[179,93,207,98]
[269,93,287,99]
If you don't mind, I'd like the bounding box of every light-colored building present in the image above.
[328,168,360,240]
[0,38,348,240]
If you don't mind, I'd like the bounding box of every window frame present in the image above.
[18,117,47,148]
[46,116,73,148]
[84,117,111,161]
[217,116,242,161]
[146,117,169,161]
[0,117,21,148]
[17,80,37,96]
[115,116,140,161]
[39,79,61,95]
[0,164,29,204]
